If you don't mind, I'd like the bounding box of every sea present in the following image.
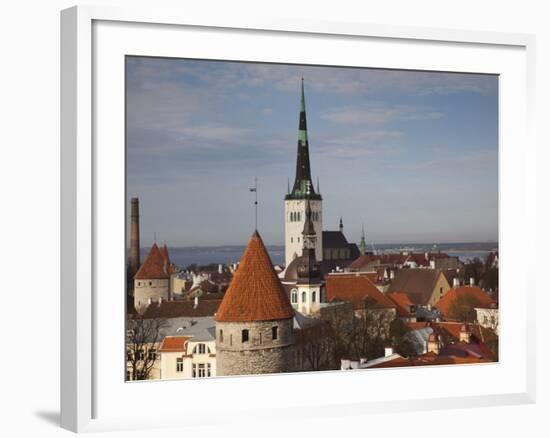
[140,242,498,270]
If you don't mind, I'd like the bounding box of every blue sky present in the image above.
[126,57,498,247]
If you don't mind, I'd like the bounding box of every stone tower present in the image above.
[285,79,322,267]
[130,197,141,278]
[296,201,322,316]
[215,231,295,376]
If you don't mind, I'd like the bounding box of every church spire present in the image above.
[359,223,367,255]
[286,78,321,201]
[297,200,320,284]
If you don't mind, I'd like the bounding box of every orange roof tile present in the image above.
[326,273,396,311]
[215,231,294,322]
[435,286,495,317]
[134,243,171,280]
[387,292,416,317]
[159,336,191,353]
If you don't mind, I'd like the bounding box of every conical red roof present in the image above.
[134,243,170,280]
[215,231,294,322]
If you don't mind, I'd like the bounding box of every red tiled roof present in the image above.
[134,243,171,280]
[159,336,191,353]
[435,286,495,317]
[326,273,396,311]
[369,353,491,368]
[387,292,415,317]
[215,231,294,322]
[143,299,222,318]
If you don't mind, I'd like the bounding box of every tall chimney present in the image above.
[130,197,141,277]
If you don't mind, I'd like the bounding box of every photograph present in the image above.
[125,57,499,381]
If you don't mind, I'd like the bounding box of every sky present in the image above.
[126,56,498,247]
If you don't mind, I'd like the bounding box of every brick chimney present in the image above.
[130,197,141,277]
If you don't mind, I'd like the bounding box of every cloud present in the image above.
[321,104,444,126]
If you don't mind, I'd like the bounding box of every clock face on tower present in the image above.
[304,236,315,249]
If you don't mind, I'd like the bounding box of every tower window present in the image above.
[242,329,249,343]
[291,289,298,303]
[297,212,301,221]
[272,326,278,340]
[219,329,223,343]
[302,291,306,303]
[312,291,316,302]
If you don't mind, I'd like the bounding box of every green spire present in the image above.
[359,223,367,255]
[286,78,321,201]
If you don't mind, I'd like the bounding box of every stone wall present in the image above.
[216,319,294,376]
[134,278,170,313]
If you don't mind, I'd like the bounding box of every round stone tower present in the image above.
[215,231,295,376]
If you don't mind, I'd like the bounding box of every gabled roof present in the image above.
[322,231,349,249]
[159,336,191,353]
[326,272,396,310]
[387,292,416,317]
[134,243,171,280]
[387,269,446,305]
[215,231,295,322]
[435,286,496,317]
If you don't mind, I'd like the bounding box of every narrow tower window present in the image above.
[312,291,316,302]
[219,329,223,343]
[302,291,306,303]
[242,329,249,343]
[272,326,278,340]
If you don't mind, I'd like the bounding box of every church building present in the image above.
[284,79,360,273]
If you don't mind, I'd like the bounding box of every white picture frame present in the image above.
[60,5,536,433]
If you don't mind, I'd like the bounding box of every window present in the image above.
[440,287,443,296]
[176,357,184,372]
[199,363,206,377]
[312,291,316,302]
[291,237,293,243]
[207,363,212,377]
[291,289,298,303]
[272,326,278,340]
[136,349,145,361]
[149,281,152,286]
[229,334,232,346]
[259,332,262,344]
[219,329,224,343]
[302,291,306,303]
[137,282,141,286]
[242,329,249,343]
[148,348,156,361]
[193,343,207,354]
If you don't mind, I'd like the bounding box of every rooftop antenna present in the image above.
[287,178,290,195]
[317,176,320,193]
[249,177,258,230]
[153,232,157,244]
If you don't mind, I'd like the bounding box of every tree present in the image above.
[294,320,335,371]
[126,315,168,380]
[462,258,484,285]
[447,294,481,323]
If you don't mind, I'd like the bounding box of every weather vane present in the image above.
[249,177,258,230]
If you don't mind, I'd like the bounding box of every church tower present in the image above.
[285,79,323,267]
[296,201,322,315]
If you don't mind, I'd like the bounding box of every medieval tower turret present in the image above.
[285,79,323,267]
[215,231,295,376]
